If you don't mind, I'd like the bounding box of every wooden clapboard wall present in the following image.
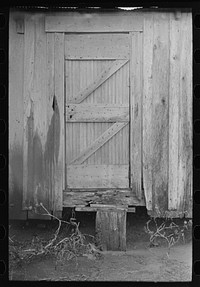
[9,11,65,218]
[9,11,25,219]
[9,9,192,219]
[143,11,192,217]
[23,14,64,217]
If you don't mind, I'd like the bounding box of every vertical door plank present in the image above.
[23,14,51,218]
[178,13,192,217]
[23,14,35,209]
[54,32,65,215]
[46,33,55,110]
[168,13,180,210]
[130,32,143,199]
[151,13,170,215]
[9,11,26,219]
[46,32,55,211]
[33,15,47,146]
[31,15,47,213]
[143,14,154,211]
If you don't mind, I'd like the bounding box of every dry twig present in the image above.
[9,202,100,270]
[145,218,191,255]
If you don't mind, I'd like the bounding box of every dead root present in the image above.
[144,218,192,256]
[9,203,101,272]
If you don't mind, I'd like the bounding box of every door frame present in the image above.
[63,30,143,199]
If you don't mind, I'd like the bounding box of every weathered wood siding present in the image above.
[130,31,143,200]
[9,11,25,219]
[45,12,143,32]
[9,9,192,219]
[143,11,192,217]
[9,11,64,218]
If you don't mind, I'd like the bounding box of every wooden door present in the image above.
[65,34,130,189]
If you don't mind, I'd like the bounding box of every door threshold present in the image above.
[63,188,145,207]
[64,188,132,192]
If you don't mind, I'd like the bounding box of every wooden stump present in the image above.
[95,208,127,251]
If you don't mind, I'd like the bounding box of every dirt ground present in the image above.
[9,208,192,282]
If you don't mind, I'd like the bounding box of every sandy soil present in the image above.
[9,208,192,281]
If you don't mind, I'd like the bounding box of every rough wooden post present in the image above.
[95,207,127,251]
